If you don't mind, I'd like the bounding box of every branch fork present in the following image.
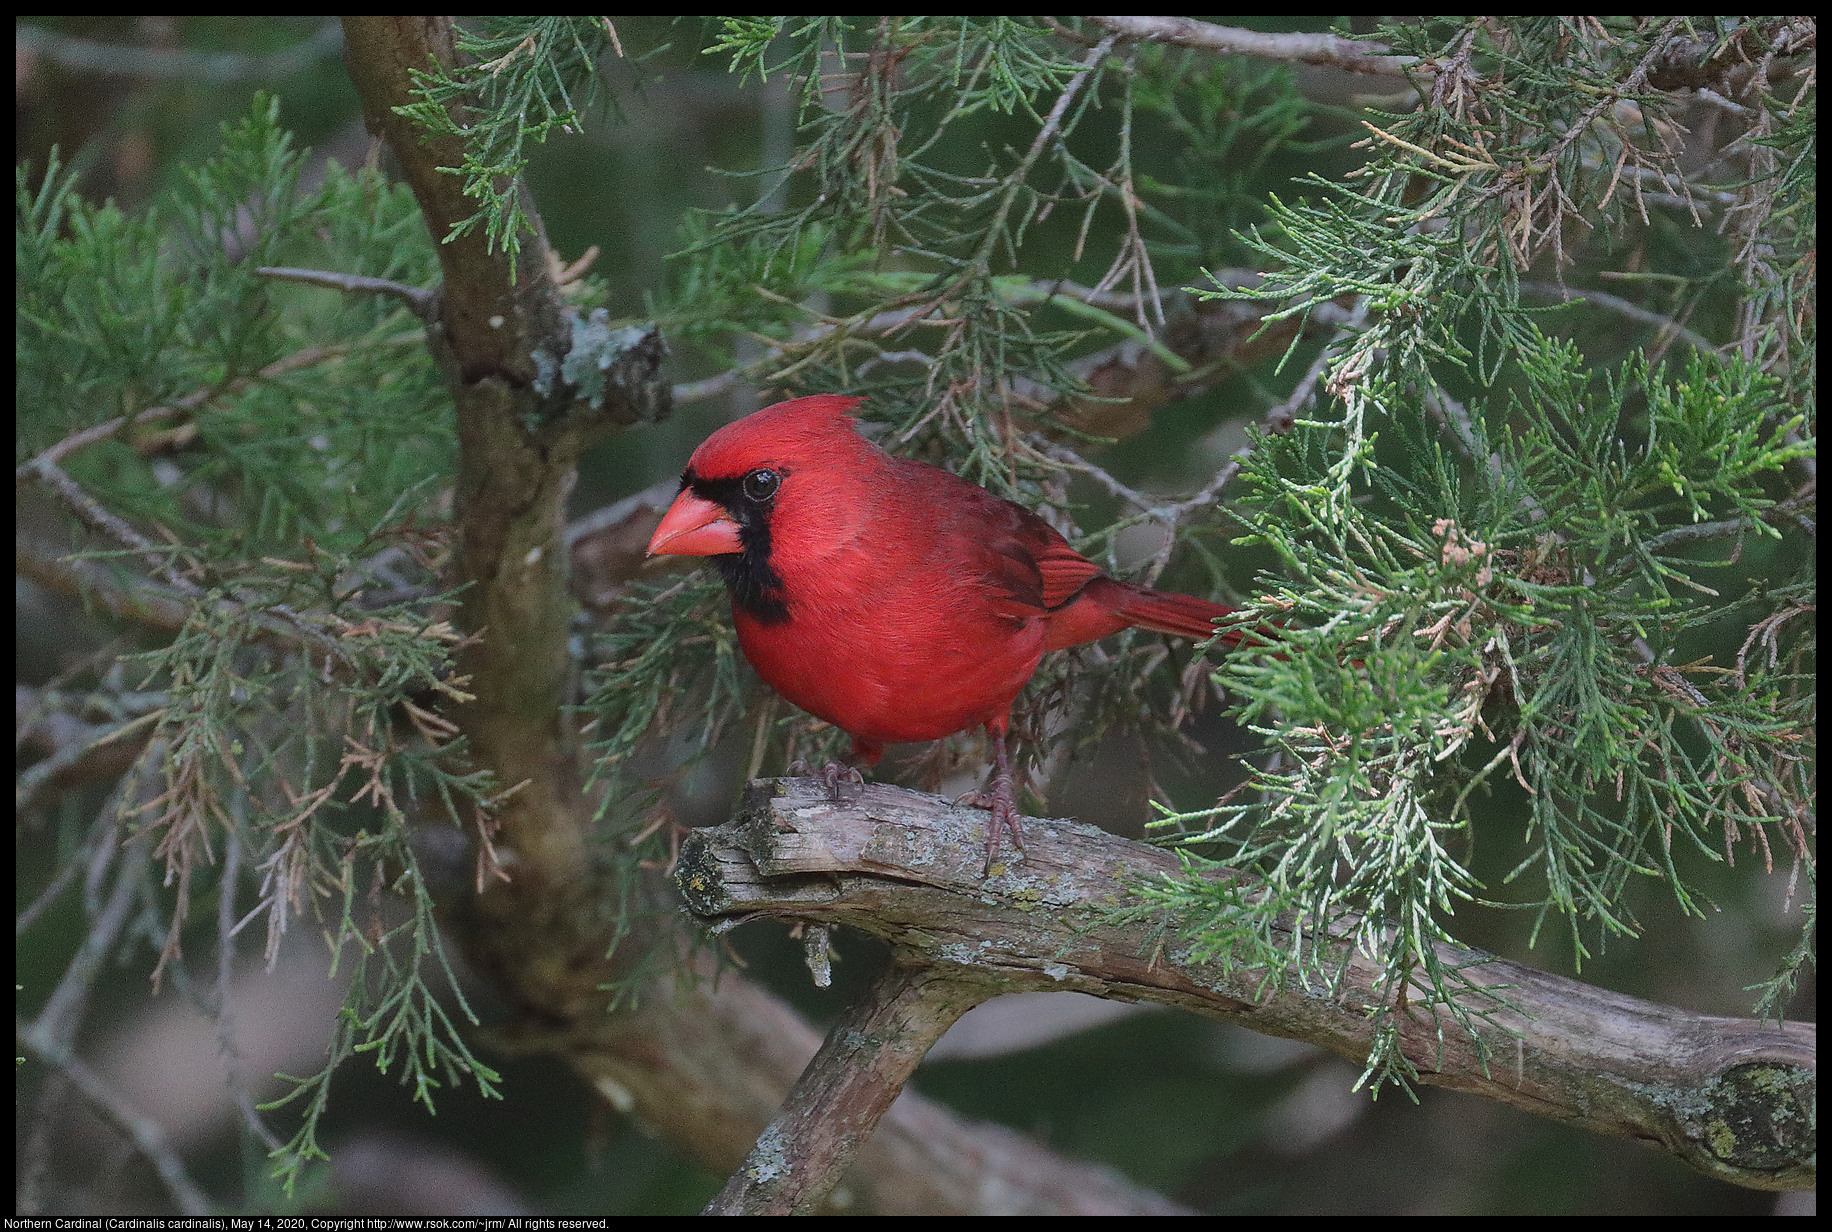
[681,778,1816,1209]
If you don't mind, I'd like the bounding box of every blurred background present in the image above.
[16,16,1813,1216]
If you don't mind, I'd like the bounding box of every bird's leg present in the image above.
[957,731,1024,874]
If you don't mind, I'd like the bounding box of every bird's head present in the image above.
[645,394,876,621]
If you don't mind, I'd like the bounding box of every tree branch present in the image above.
[680,779,1817,1196]
[1519,282,1718,354]
[495,951,1192,1214]
[1028,280,1355,440]
[16,343,357,483]
[340,17,561,389]
[15,534,364,675]
[16,20,342,83]
[255,265,439,321]
[16,1019,213,1215]
[15,690,160,815]
[1082,16,1416,76]
[339,13,667,919]
[23,457,198,589]
[705,963,994,1214]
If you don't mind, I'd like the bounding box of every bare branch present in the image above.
[17,1017,213,1215]
[1619,493,1817,567]
[707,963,995,1214]
[961,34,1117,283]
[16,535,358,673]
[17,536,193,633]
[681,779,1818,1194]
[565,478,682,617]
[31,824,147,1048]
[671,371,739,404]
[16,20,342,82]
[216,826,288,1153]
[256,265,440,321]
[545,955,1192,1215]
[1083,16,1416,76]
[24,458,199,590]
[16,702,160,815]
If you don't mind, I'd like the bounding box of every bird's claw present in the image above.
[956,785,1024,874]
[818,761,865,804]
[786,758,864,803]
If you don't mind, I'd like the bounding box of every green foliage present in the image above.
[395,16,624,269]
[579,572,780,1009]
[1129,52,1321,269]
[1148,340,1812,1085]
[1149,17,1815,1089]
[1223,17,1816,395]
[18,151,190,422]
[673,18,1137,482]
[19,98,450,555]
[668,18,1322,483]
[126,546,502,1190]
[17,95,503,1193]
[585,575,750,777]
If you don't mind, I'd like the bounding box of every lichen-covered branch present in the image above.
[680,778,1818,1194]
[705,963,993,1215]
[339,14,667,924]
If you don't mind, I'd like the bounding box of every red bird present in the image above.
[645,394,1235,868]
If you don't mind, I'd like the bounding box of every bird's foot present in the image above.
[820,761,865,804]
[956,773,1024,875]
[789,758,865,805]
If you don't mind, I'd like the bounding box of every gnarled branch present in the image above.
[681,779,1817,1198]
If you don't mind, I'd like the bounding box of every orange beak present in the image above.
[646,488,744,557]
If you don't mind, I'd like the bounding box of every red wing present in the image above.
[963,489,1102,619]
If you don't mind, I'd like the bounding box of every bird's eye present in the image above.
[742,468,780,503]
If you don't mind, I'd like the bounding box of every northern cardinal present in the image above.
[645,394,1236,868]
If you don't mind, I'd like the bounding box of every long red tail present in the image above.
[1109,581,1240,644]
[1045,576,1240,651]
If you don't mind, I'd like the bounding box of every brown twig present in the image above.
[23,458,198,590]
[16,1015,212,1215]
[16,537,194,633]
[15,700,161,816]
[16,534,357,675]
[1033,434,1252,586]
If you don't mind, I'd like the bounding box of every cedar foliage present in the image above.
[16,15,1814,1213]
